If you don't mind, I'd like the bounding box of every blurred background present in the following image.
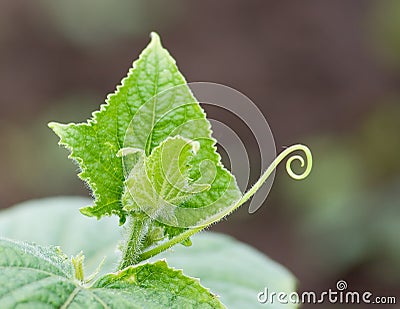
[0,0,399,307]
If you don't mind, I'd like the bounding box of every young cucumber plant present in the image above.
[0,33,311,308]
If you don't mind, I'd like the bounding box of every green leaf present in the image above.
[0,238,224,308]
[49,33,241,227]
[0,197,297,308]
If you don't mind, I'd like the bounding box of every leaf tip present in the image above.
[150,31,162,47]
[48,122,69,139]
[79,205,96,218]
[48,121,60,132]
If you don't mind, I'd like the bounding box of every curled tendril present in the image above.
[285,145,312,180]
[286,155,305,179]
[238,144,312,209]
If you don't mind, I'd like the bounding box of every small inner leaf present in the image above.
[123,136,242,228]
[123,136,210,225]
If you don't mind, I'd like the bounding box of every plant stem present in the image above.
[119,214,150,269]
[136,144,312,263]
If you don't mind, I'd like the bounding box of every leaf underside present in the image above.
[0,238,224,308]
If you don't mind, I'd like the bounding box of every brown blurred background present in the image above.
[0,1,399,307]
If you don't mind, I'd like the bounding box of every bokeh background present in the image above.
[0,1,399,307]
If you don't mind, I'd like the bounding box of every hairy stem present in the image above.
[119,213,151,269]
[136,144,312,263]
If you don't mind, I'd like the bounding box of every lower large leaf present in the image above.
[0,238,223,308]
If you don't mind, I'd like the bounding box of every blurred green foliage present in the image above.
[370,0,400,67]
